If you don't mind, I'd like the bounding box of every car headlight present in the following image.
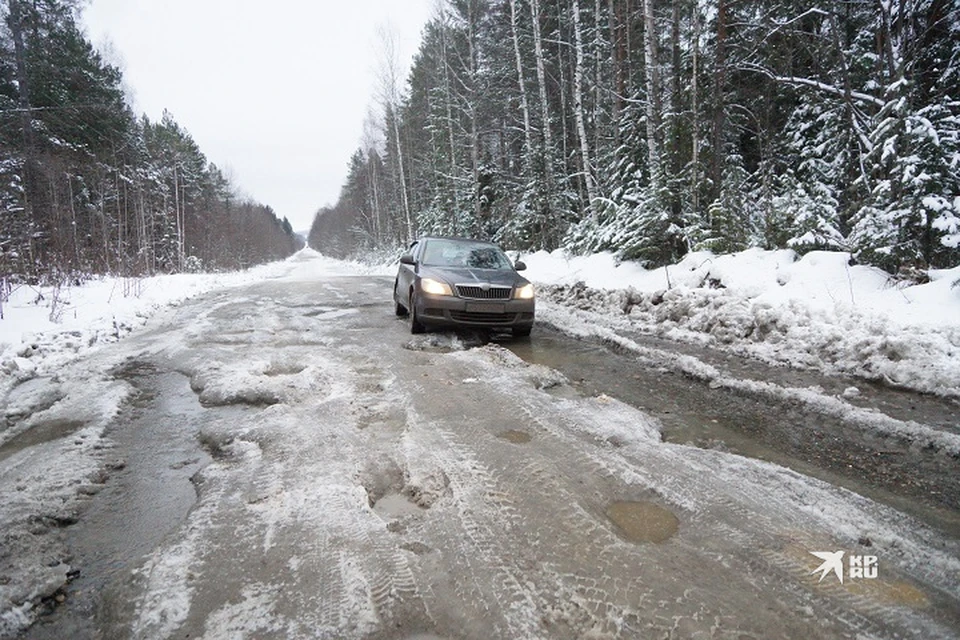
[420,278,453,296]
[514,283,535,300]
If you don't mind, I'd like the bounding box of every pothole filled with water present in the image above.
[373,493,425,519]
[497,429,532,444]
[606,500,679,544]
[0,418,86,462]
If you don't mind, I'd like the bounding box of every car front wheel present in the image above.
[394,284,408,316]
[408,291,426,334]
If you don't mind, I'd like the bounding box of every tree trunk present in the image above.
[531,0,554,174]
[368,154,382,245]
[375,27,415,242]
[439,11,459,232]
[624,0,633,90]
[392,113,414,242]
[668,0,682,225]
[711,0,728,194]
[571,0,599,212]
[8,0,39,258]
[467,2,481,228]
[173,165,184,271]
[642,0,662,178]
[830,10,869,221]
[531,0,557,246]
[608,0,624,143]
[876,0,897,79]
[691,0,700,223]
[593,0,604,156]
[510,0,534,173]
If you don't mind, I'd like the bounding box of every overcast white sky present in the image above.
[81,0,435,232]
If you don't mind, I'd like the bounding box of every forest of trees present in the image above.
[1,0,301,289]
[311,0,959,276]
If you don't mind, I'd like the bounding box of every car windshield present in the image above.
[421,240,513,270]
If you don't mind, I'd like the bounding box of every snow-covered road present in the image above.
[4,252,960,639]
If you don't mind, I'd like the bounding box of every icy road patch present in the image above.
[91,270,958,639]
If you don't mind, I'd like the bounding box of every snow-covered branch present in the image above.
[740,64,886,109]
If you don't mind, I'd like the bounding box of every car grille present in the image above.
[450,311,516,324]
[455,285,512,300]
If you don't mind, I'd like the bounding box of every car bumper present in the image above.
[416,294,535,329]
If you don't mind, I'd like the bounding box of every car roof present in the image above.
[417,236,498,246]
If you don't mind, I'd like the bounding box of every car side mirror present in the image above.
[400,254,416,266]
[514,260,527,271]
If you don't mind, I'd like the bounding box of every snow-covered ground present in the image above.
[5,247,957,402]
[1,248,958,638]
[0,251,382,400]
[3,246,958,445]
[519,248,960,399]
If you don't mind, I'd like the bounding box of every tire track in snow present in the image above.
[398,396,546,638]
[456,345,960,639]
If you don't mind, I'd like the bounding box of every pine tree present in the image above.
[778,95,848,252]
[850,0,960,272]
[1,0,300,281]
[314,0,958,274]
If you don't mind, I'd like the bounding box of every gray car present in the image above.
[393,237,535,337]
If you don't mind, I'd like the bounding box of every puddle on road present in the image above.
[846,578,930,608]
[23,363,220,639]
[497,429,532,444]
[606,501,679,544]
[402,336,460,353]
[374,493,425,519]
[77,367,213,570]
[781,539,937,611]
[0,418,86,462]
[402,330,495,354]
[303,306,336,316]
[508,327,960,539]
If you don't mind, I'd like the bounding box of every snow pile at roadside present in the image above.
[0,249,362,397]
[521,248,960,397]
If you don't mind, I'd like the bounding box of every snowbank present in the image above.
[521,248,960,397]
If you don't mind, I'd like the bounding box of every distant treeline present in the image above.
[1,0,302,286]
[311,0,959,275]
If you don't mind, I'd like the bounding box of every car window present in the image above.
[463,247,511,269]
[421,240,512,269]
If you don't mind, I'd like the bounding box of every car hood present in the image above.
[422,265,529,288]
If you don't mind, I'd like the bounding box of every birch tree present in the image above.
[571,0,599,212]
[510,0,534,172]
[642,0,662,179]
[374,25,415,243]
[314,0,958,273]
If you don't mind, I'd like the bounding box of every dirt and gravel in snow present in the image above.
[4,252,960,639]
